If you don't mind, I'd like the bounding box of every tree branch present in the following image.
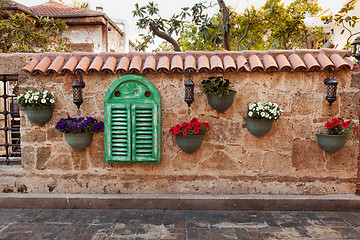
[149,22,181,51]
[217,0,231,51]
[236,12,255,51]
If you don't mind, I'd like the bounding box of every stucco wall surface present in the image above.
[4,69,357,195]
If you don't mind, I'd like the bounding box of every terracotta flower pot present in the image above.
[25,106,53,126]
[316,134,346,154]
[175,135,204,154]
[206,91,236,113]
[245,117,274,138]
[65,132,93,151]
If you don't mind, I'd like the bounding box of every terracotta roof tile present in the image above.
[198,55,210,72]
[88,56,103,73]
[263,55,278,71]
[275,55,291,71]
[46,55,65,74]
[30,0,99,16]
[171,55,183,73]
[157,56,170,73]
[223,55,236,72]
[21,49,356,76]
[61,56,78,74]
[143,56,156,73]
[236,55,249,71]
[116,57,130,73]
[249,55,264,72]
[288,54,307,71]
[32,56,51,74]
[101,57,116,73]
[75,56,90,73]
[303,53,321,71]
[210,55,223,72]
[22,58,39,74]
[330,54,351,71]
[129,56,142,73]
[317,53,334,70]
[184,55,196,72]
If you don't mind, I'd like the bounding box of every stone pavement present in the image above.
[0,209,360,239]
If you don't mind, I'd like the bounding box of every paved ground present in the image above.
[0,209,360,239]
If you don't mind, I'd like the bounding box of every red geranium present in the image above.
[324,117,356,136]
[169,117,210,136]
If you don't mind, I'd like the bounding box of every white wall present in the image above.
[65,25,103,53]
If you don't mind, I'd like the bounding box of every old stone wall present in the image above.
[3,68,356,195]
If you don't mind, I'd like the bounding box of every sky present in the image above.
[15,0,347,46]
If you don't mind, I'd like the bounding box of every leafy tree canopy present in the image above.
[134,0,326,51]
[0,13,69,53]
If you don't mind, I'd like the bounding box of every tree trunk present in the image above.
[218,0,231,51]
[149,22,181,52]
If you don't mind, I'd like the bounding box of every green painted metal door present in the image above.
[104,75,161,164]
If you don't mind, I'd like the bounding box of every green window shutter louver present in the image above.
[104,75,161,164]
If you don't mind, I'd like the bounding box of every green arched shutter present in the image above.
[104,75,161,163]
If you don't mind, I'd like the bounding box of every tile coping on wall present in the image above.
[16,49,360,75]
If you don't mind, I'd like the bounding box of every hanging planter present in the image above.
[316,134,346,154]
[18,90,56,126]
[55,116,104,151]
[316,117,356,154]
[206,90,236,113]
[175,135,204,154]
[25,106,53,126]
[245,117,274,138]
[169,117,210,154]
[201,76,236,113]
[245,102,283,138]
[65,132,93,151]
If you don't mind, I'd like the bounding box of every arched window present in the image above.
[104,75,161,163]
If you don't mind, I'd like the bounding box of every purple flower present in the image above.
[55,116,104,134]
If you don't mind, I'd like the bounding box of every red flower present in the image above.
[204,122,210,130]
[332,118,340,126]
[183,130,188,136]
[181,122,188,128]
[352,126,356,133]
[325,121,332,129]
[342,121,349,128]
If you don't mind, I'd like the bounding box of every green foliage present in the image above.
[321,0,359,48]
[135,0,325,51]
[18,90,55,109]
[0,13,69,53]
[73,0,89,8]
[201,76,233,97]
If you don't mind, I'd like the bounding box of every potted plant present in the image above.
[18,90,55,126]
[316,117,356,153]
[55,116,104,151]
[201,76,236,113]
[245,102,283,137]
[169,117,210,154]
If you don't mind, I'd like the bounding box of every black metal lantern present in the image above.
[351,36,360,66]
[184,71,194,114]
[72,71,85,110]
[324,68,338,106]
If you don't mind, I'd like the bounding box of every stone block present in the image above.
[22,129,46,143]
[292,91,322,116]
[47,128,62,142]
[325,140,358,173]
[199,150,239,173]
[340,92,359,120]
[262,151,294,175]
[21,146,36,170]
[350,72,360,88]
[292,139,325,171]
[0,56,25,75]
[36,147,52,170]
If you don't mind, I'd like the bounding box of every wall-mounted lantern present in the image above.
[184,71,194,114]
[324,68,338,106]
[72,71,85,114]
[351,36,360,66]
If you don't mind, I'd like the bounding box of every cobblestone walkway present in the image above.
[0,209,360,239]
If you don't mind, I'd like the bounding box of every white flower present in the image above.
[260,112,265,117]
[50,99,55,104]
[249,106,253,110]
[25,94,30,99]
[248,111,253,117]
[34,96,39,100]
[269,116,272,119]
[41,99,46,103]
[265,113,269,118]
